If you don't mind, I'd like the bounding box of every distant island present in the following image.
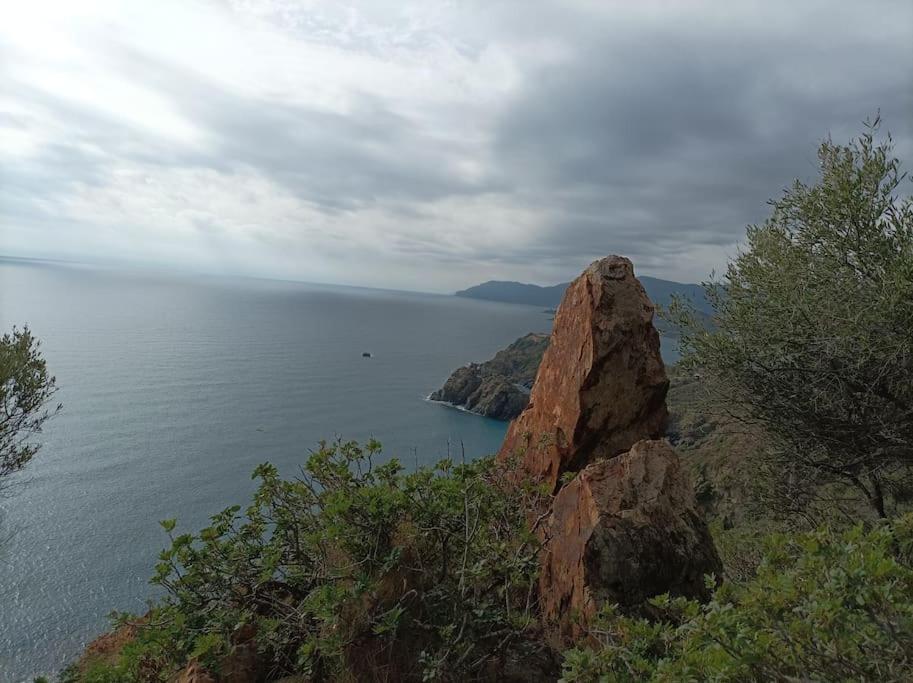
[455,275,713,316]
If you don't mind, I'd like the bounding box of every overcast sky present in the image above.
[2,1,911,291]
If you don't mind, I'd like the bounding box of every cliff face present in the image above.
[497,256,721,641]
[498,257,669,492]
[429,333,548,420]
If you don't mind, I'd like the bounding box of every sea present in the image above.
[0,257,677,681]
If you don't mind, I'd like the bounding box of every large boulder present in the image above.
[494,256,721,641]
[539,439,722,640]
[497,257,669,491]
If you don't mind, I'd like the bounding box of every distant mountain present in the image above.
[456,276,713,316]
[455,281,568,308]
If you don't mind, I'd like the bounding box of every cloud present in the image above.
[489,0,913,274]
[1,0,911,290]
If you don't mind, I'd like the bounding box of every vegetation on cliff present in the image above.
[60,121,913,682]
[0,326,59,484]
[562,515,913,682]
[66,441,554,682]
[66,450,913,683]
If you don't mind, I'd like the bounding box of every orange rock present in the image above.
[219,623,262,683]
[539,440,722,641]
[71,618,143,677]
[495,256,720,641]
[497,256,668,491]
[79,622,139,664]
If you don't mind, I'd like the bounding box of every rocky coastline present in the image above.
[428,332,548,420]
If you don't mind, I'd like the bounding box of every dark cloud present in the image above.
[2,1,912,289]
[487,2,913,276]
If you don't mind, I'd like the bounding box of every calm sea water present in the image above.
[0,258,554,681]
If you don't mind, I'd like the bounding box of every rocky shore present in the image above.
[428,332,548,420]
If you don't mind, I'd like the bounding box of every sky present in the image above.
[1,1,912,292]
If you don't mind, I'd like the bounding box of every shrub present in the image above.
[86,440,551,682]
[1,326,59,482]
[672,118,913,520]
[561,513,913,682]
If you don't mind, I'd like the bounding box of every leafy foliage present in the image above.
[85,440,550,681]
[561,514,913,682]
[61,122,913,683]
[672,118,913,519]
[0,326,60,481]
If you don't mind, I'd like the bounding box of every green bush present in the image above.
[83,440,550,682]
[561,513,913,682]
[1,326,59,481]
[672,118,913,520]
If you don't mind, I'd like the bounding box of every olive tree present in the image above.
[673,118,913,520]
[1,326,59,482]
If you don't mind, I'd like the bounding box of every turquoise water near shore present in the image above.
[0,258,554,681]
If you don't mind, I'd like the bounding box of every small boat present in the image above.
[362,352,372,358]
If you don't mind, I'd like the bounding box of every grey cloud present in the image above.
[2,80,201,198]
[4,40,503,225]
[2,1,912,289]
[102,45,505,211]
[484,2,913,279]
